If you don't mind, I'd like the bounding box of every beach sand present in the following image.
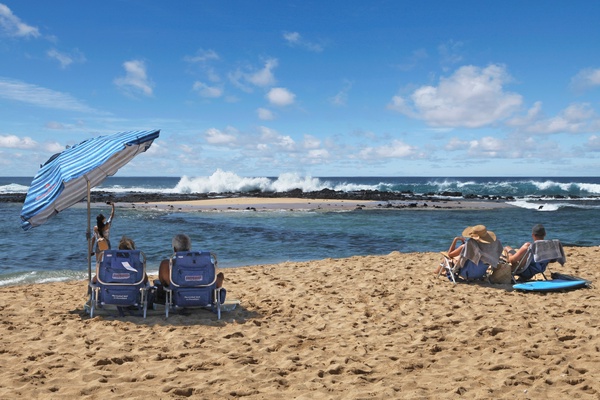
[120,196,515,212]
[1,246,599,399]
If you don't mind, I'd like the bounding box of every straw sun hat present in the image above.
[462,225,496,244]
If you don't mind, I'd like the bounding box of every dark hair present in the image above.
[96,214,106,238]
[532,224,546,238]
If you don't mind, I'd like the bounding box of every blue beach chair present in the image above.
[512,239,566,282]
[439,238,503,283]
[89,250,150,318]
[164,251,223,319]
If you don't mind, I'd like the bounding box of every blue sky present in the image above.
[1,1,600,177]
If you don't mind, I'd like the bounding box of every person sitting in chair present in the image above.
[434,224,498,275]
[503,224,546,268]
[158,234,225,289]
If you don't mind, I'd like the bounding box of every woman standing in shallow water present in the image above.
[91,202,115,260]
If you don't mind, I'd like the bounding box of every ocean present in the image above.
[1,172,599,286]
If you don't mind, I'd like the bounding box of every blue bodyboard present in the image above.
[513,279,588,292]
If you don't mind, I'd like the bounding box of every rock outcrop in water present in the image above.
[1,189,518,204]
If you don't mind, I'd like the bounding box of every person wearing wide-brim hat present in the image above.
[434,224,497,275]
[462,225,497,244]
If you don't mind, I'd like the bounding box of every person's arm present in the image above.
[107,202,115,224]
[91,226,97,254]
[447,237,466,258]
[508,242,531,264]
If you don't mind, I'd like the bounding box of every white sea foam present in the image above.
[172,169,368,194]
[530,179,600,194]
[507,200,561,211]
[0,183,29,193]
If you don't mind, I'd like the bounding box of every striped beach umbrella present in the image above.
[20,129,160,279]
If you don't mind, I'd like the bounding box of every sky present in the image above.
[1,1,600,178]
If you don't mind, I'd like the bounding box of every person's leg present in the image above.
[158,259,170,286]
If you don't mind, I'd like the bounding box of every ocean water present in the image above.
[1,172,599,286]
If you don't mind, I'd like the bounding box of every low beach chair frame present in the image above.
[89,249,149,318]
[164,251,222,319]
[438,239,497,284]
[511,239,566,283]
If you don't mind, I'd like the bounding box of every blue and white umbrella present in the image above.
[20,129,160,278]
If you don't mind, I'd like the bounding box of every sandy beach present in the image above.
[122,196,515,212]
[0,246,598,399]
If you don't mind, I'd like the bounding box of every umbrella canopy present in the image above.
[20,129,160,231]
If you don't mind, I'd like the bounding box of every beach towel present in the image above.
[458,239,503,269]
[531,240,566,265]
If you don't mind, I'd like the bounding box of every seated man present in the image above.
[504,224,546,268]
[158,234,225,291]
[158,233,191,286]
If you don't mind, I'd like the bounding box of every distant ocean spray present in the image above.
[1,171,599,286]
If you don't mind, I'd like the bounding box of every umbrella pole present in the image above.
[87,180,92,283]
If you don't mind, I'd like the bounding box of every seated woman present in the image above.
[92,236,146,283]
[434,225,499,276]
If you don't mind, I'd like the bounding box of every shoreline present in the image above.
[0,248,598,398]
[120,197,517,212]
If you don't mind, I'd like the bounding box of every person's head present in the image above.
[96,214,106,236]
[532,224,546,240]
[462,225,496,244]
[172,234,191,252]
[118,236,136,250]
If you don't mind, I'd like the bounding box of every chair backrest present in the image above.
[96,250,146,285]
[457,238,503,271]
[514,239,566,273]
[169,251,217,288]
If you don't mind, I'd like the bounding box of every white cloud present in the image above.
[510,102,598,134]
[266,87,295,106]
[283,31,324,52]
[184,49,220,64]
[359,140,416,159]
[229,58,278,91]
[303,134,321,149]
[0,134,37,149]
[330,80,353,106]
[247,58,278,87]
[44,141,65,153]
[306,148,330,159]
[185,49,221,83]
[444,137,468,151]
[388,64,522,128]
[204,127,237,145]
[438,39,464,68]
[467,136,504,157]
[192,81,223,98]
[114,60,153,97]
[570,68,600,92]
[257,108,275,120]
[586,135,600,151]
[0,3,40,38]
[0,77,98,112]
[276,135,296,151]
[47,48,86,69]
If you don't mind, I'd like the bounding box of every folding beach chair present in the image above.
[164,251,223,319]
[439,238,503,283]
[89,249,150,318]
[512,239,566,282]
